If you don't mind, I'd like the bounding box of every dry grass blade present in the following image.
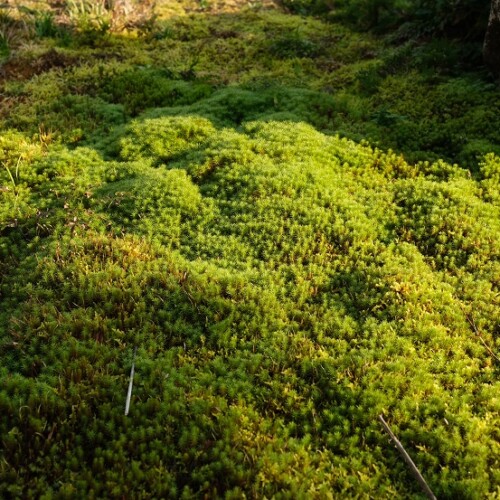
[379,415,437,500]
[124,346,137,416]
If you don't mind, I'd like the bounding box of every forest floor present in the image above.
[0,1,499,498]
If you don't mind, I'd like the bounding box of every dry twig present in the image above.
[379,415,437,500]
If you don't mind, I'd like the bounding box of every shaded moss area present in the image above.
[2,5,500,168]
[1,1,500,498]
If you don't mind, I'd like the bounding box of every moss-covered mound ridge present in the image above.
[1,2,500,497]
[1,104,499,497]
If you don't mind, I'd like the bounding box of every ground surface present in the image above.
[0,1,499,498]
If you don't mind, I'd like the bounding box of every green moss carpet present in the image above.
[1,2,499,497]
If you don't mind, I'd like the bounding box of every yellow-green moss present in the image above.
[1,2,500,498]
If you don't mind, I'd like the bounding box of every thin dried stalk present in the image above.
[379,415,437,500]
[124,346,137,416]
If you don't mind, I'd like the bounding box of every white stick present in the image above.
[125,347,137,416]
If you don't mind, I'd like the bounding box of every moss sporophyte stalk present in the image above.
[0,1,499,498]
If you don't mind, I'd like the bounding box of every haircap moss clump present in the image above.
[1,3,500,498]
[118,115,217,162]
[1,112,499,498]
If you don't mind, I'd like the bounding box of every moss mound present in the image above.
[1,2,500,498]
[1,112,499,498]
